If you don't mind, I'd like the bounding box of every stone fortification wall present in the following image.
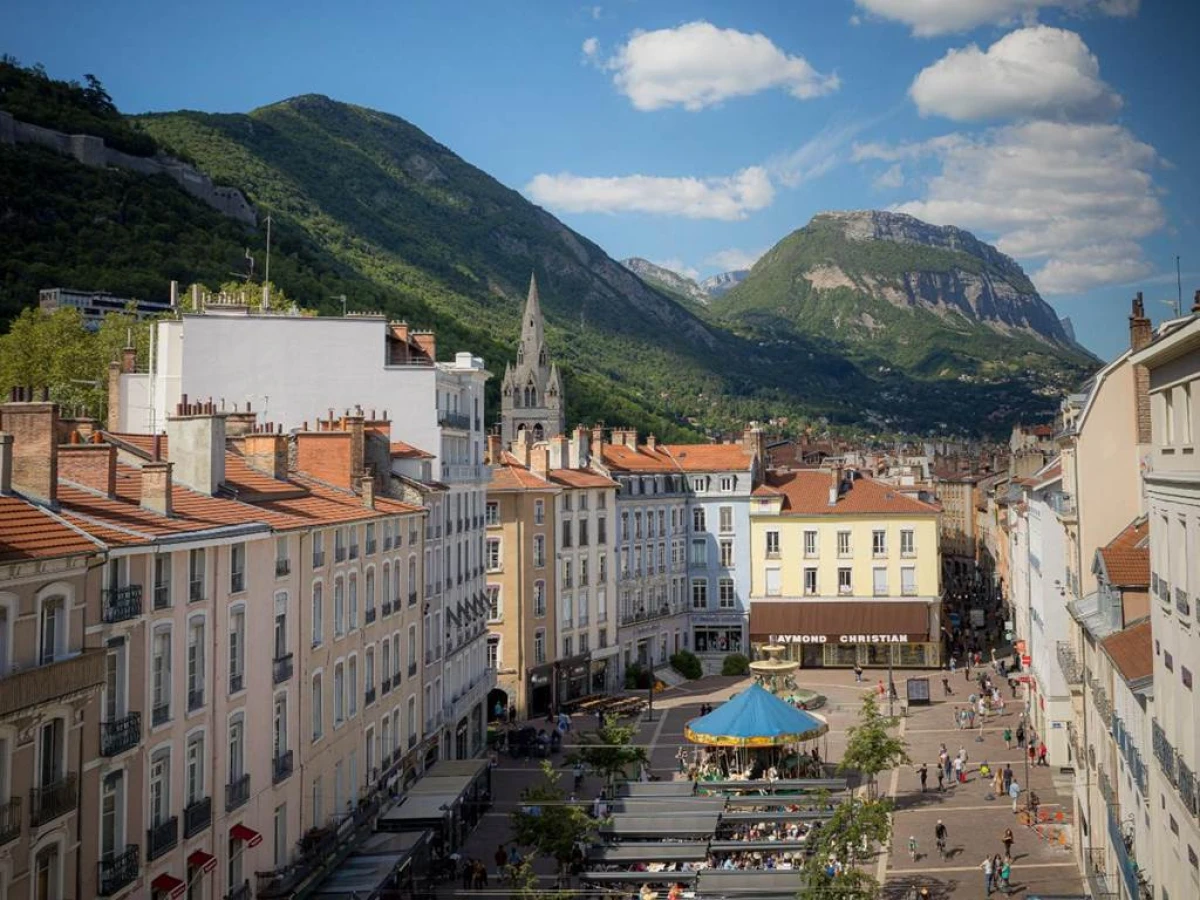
[0,109,256,226]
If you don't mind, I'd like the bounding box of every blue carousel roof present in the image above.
[684,683,828,747]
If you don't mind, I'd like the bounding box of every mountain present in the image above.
[713,210,1093,383]
[0,63,1093,436]
[700,270,749,297]
[621,258,709,306]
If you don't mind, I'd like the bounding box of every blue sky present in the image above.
[2,0,1197,358]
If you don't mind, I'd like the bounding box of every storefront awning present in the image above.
[230,823,263,847]
[188,850,217,873]
[151,873,186,898]
[749,601,931,642]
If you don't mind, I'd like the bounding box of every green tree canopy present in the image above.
[568,721,647,787]
[509,761,596,877]
[838,694,911,799]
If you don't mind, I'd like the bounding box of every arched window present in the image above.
[533,424,545,442]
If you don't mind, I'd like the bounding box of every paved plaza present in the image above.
[438,669,1087,899]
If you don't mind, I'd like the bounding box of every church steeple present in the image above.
[500,271,566,449]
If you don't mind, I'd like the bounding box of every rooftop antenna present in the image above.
[262,215,272,310]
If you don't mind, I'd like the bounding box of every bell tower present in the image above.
[500,273,565,448]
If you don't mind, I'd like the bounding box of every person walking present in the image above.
[950,656,957,674]
[993,765,1005,796]
[908,835,919,861]
[937,764,945,792]
[1016,723,1026,748]
[999,856,1012,894]
[943,673,952,696]
[918,763,928,792]
[953,755,964,784]
[935,820,948,859]
[1038,743,1048,766]
[1009,779,1021,814]
[1002,827,1014,858]
[981,855,994,896]
[1003,726,1013,749]
[877,679,886,698]
[1003,764,1014,794]
[854,663,864,683]
[494,845,508,880]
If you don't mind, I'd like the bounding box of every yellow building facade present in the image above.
[748,468,942,668]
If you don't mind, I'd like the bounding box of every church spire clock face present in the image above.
[500,273,565,447]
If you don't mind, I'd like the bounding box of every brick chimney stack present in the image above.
[58,434,116,499]
[244,429,288,480]
[0,387,58,505]
[646,434,657,453]
[106,359,122,432]
[570,426,589,469]
[141,457,174,516]
[121,344,136,374]
[828,464,842,507]
[530,443,550,479]
[360,473,375,509]
[486,432,501,464]
[347,407,366,480]
[591,424,605,463]
[1130,292,1153,445]
[165,395,226,496]
[512,429,530,468]
[0,433,12,494]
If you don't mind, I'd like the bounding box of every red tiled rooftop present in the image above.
[547,468,617,489]
[762,470,940,517]
[661,444,753,471]
[1099,517,1150,587]
[600,444,679,473]
[489,458,555,492]
[1102,619,1153,683]
[390,441,434,460]
[0,496,100,562]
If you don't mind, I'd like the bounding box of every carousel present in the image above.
[683,683,829,781]
[749,644,825,710]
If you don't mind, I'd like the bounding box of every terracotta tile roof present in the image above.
[762,470,940,517]
[752,484,783,497]
[547,468,617,489]
[660,444,753,471]
[1030,424,1054,437]
[1099,517,1150,587]
[108,433,302,500]
[0,495,101,562]
[1102,619,1153,683]
[1033,460,1062,484]
[489,459,555,492]
[600,444,679,473]
[390,441,434,460]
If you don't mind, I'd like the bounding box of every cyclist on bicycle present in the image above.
[934,819,948,858]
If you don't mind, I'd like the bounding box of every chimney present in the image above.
[548,435,568,470]
[646,434,657,453]
[243,431,288,480]
[141,460,173,516]
[346,407,366,479]
[223,402,258,437]
[170,280,179,308]
[742,424,765,469]
[360,473,375,509]
[121,344,136,375]
[530,443,550,479]
[0,388,58,505]
[591,424,605,463]
[570,425,589,469]
[165,399,226,496]
[58,440,117,498]
[486,432,502,464]
[412,330,437,361]
[107,360,122,432]
[828,464,842,507]
[1130,293,1153,445]
[512,429,530,467]
[0,433,11,494]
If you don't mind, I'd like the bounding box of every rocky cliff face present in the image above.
[809,210,1069,344]
[621,258,710,305]
[700,269,748,297]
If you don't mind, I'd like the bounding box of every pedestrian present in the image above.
[1009,779,1020,813]
[574,761,585,791]
[1003,726,1013,749]
[908,835,919,861]
[942,674,952,696]
[1029,791,1041,821]
[1038,743,1048,767]
[918,762,928,792]
[953,755,964,784]
[1000,857,1012,894]
[854,663,863,682]
[1002,827,1014,858]
[1028,743,1037,766]
[1003,764,1013,793]
[935,820,948,858]
[981,855,994,896]
[877,679,886,698]
[937,765,945,792]
[1016,724,1025,748]
[495,844,507,877]
[965,659,972,680]
[993,765,1005,796]
[950,655,957,674]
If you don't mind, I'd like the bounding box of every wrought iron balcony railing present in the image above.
[102,585,143,623]
[226,773,250,812]
[273,653,294,685]
[146,815,178,861]
[30,774,77,827]
[273,750,294,785]
[183,795,212,838]
[0,796,19,845]
[98,844,139,896]
[1056,641,1083,685]
[100,712,141,756]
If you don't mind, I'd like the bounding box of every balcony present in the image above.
[101,712,141,756]
[381,676,392,695]
[226,773,250,812]
[1048,490,1078,520]
[30,774,77,826]
[273,653,294,685]
[153,583,170,610]
[183,795,212,838]
[230,672,244,694]
[409,591,418,606]
[1084,848,1118,900]
[438,410,471,430]
[273,750,294,785]
[1056,642,1083,686]
[1180,759,1198,817]
[188,688,204,712]
[408,662,417,677]
[442,463,488,483]
[366,540,377,556]
[146,815,179,861]
[0,649,104,720]
[365,607,377,624]
[312,551,326,568]
[102,585,143,623]
[1153,719,1177,787]
[0,796,19,845]
[276,559,291,577]
[189,579,205,603]
[1176,588,1192,618]
[335,546,346,563]
[365,687,377,707]
[98,844,139,896]
[380,600,392,617]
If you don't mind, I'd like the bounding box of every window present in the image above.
[719,539,734,568]
[365,648,375,693]
[872,567,888,596]
[599,554,608,582]
[635,512,643,539]
[311,583,323,646]
[187,618,205,710]
[534,631,545,665]
[152,628,171,724]
[802,530,818,559]
[658,509,666,536]
[381,641,391,689]
[312,531,325,568]
[901,566,917,596]
[563,636,573,658]
[487,636,499,670]
[349,527,359,560]
[392,634,401,681]
[365,569,375,617]
[348,574,358,630]
[104,638,127,723]
[533,535,545,568]
[578,519,589,547]
[838,568,852,595]
[186,732,204,805]
[486,539,501,571]
[349,656,359,716]
[274,804,288,870]
[533,499,545,525]
[804,568,818,595]
[333,664,345,726]
[837,531,851,557]
[149,748,170,827]
[765,531,780,558]
[561,521,572,549]
[311,674,323,740]
[334,578,345,637]
[230,543,246,593]
[692,477,706,492]
[154,554,172,609]
[101,771,125,863]
[693,507,706,532]
[335,528,346,562]
[534,581,546,617]
[189,548,206,601]
[597,516,607,545]
[900,529,915,557]
[276,536,289,574]
[228,715,245,782]
[562,492,573,512]
[720,475,735,492]
[764,568,782,597]
[690,539,707,566]
[691,578,709,609]
[872,530,887,557]
[487,585,501,621]
[1165,651,1174,672]
[38,594,66,664]
[1183,666,1193,690]
[34,844,61,900]
[719,578,735,608]
[719,506,733,533]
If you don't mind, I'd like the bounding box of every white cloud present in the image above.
[524,166,775,220]
[768,120,865,188]
[590,5,602,20]
[581,37,600,63]
[910,27,1121,122]
[876,121,1164,293]
[873,164,905,189]
[602,21,838,111]
[705,247,766,271]
[853,0,1139,37]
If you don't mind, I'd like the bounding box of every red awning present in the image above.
[230,823,263,848]
[151,873,186,899]
[188,849,217,873]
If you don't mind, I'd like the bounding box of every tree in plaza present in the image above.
[567,720,647,787]
[796,793,894,900]
[838,694,910,799]
[509,761,597,889]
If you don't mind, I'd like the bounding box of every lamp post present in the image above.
[888,653,895,718]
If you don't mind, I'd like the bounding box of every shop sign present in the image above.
[770,633,911,644]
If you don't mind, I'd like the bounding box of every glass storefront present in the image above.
[756,640,940,669]
[693,628,743,654]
